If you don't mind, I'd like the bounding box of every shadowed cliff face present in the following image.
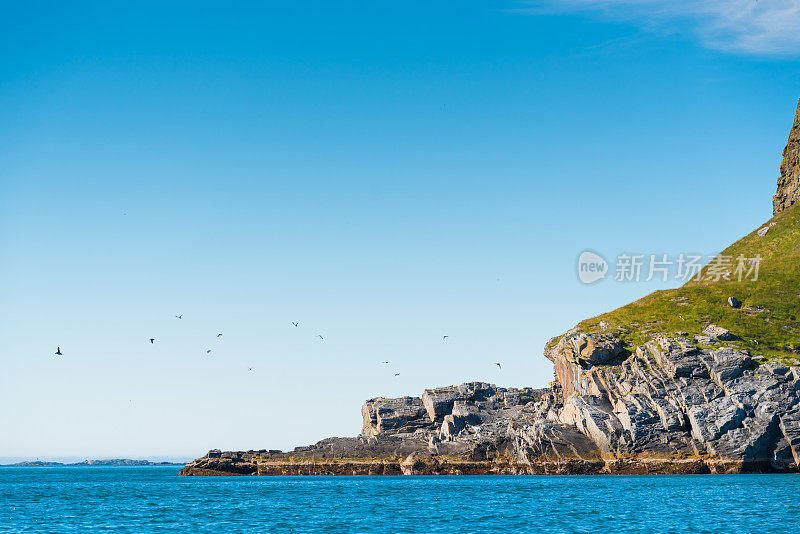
[181,99,800,476]
[775,98,800,215]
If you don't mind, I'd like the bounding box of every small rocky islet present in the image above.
[180,100,800,476]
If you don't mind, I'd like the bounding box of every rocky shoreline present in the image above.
[181,99,800,477]
[180,455,750,477]
[180,330,800,476]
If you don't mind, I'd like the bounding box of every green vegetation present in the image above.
[579,202,800,363]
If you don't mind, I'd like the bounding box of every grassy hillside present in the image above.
[578,202,800,363]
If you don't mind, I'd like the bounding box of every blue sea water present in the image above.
[0,467,799,533]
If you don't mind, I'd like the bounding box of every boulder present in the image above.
[703,324,734,341]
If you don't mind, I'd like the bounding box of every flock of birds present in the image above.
[53,316,503,376]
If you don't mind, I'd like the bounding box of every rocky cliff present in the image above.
[181,333,799,476]
[181,101,800,476]
[774,98,800,215]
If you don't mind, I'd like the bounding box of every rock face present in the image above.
[180,99,800,477]
[774,98,800,215]
[544,331,800,471]
[180,331,800,476]
[544,329,626,398]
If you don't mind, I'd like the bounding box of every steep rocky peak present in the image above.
[774,97,800,215]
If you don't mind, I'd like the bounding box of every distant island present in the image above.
[3,459,184,467]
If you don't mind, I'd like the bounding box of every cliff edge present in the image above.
[775,98,800,215]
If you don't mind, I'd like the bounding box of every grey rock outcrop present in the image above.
[540,330,800,471]
[360,396,431,438]
[702,324,734,342]
[181,329,800,475]
[544,330,626,398]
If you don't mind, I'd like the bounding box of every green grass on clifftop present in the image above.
[579,202,800,363]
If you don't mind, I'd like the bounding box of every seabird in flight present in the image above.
[55,347,62,356]
[149,338,155,344]
[292,322,299,327]
[175,314,183,319]
[495,362,502,369]
[442,336,449,341]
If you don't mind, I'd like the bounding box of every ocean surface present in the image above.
[0,466,798,533]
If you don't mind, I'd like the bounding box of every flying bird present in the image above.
[291,322,299,327]
[217,333,223,337]
[495,362,502,369]
[394,373,400,377]
[381,361,389,364]
[55,347,62,356]
[442,336,449,341]
[248,367,254,372]
[175,314,182,319]
[149,338,154,344]
[206,350,212,354]
[317,334,324,340]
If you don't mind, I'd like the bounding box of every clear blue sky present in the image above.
[2,1,799,460]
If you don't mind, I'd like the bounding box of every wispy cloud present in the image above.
[523,0,800,55]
